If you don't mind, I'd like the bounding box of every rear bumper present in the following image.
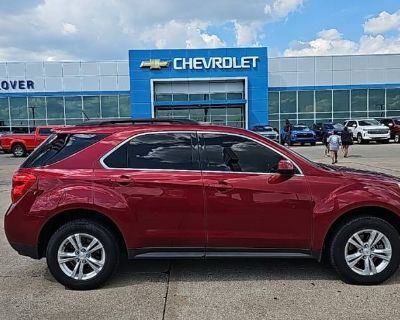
[8,241,40,259]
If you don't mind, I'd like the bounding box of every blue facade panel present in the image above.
[129,47,268,128]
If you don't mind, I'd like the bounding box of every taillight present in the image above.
[11,172,37,203]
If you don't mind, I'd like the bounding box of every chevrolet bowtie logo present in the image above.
[140,59,169,70]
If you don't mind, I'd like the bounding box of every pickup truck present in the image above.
[0,126,60,157]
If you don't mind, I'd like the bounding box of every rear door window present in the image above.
[21,133,107,168]
[103,132,199,171]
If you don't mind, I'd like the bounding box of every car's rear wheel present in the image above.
[330,216,400,285]
[12,143,26,157]
[395,134,399,143]
[46,219,120,290]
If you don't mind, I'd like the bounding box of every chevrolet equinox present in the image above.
[4,118,400,290]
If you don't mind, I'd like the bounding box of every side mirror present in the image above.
[277,160,295,175]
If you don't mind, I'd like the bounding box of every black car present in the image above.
[312,123,343,142]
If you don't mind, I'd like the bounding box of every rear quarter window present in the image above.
[21,133,107,168]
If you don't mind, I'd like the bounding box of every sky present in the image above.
[0,0,399,61]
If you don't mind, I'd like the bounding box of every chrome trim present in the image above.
[99,130,304,176]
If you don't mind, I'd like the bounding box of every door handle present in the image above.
[209,181,233,193]
[109,175,134,185]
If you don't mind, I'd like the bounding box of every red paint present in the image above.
[4,123,400,258]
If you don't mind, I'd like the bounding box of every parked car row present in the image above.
[252,117,400,146]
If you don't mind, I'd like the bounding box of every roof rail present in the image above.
[78,118,199,126]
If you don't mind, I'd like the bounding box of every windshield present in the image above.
[358,119,381,126]
[292,126,308,131]
[322,123,334,129]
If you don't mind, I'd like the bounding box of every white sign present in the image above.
[173,56,259,70]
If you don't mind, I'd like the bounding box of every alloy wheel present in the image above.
[345,229,392,276]
[14,145,24,157]
[57,233,106,281]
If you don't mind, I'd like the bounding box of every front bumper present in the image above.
[362,133,390,140]
[290,137,316,143]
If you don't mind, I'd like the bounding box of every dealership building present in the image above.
[0,47,400,132]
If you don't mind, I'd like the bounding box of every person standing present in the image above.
[327,130,342,164]
[341,126,353,158]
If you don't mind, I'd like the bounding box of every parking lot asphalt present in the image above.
[1,143,400,320]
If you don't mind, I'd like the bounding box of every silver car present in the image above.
[252,125,279,141]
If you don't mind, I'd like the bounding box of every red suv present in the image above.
[4,119,400,290]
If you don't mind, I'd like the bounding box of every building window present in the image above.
[280,91,296,114]
[173,93,189,101]
[298,91,313,113]
[315,90,332,120]
[83,96,100,119]
[155,94,172,102]
[101,96,119,118]
[386,88,400,111]
[333,90,349,112]
[268,91,279,114]
[227,92,243,100]
[369,88,386,117]
[189,94,208,101]
[351,89,367,112]
[210,92,227,100]
[119,95,131,117]
[47,97,64,121]
[65,96,83,119]
[0,98,9,127]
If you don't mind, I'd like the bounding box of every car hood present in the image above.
[318,163,400,184]
[292,129,314,134]
[360,125,388,130]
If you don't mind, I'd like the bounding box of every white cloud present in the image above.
[284,29,357,56]
[264,0,304,20]
[0,0,304,61]
[234,21,263,46]
[284,28,400,56]
[62,23,78,35]
[364,10,400,34]
[140,20,225,49]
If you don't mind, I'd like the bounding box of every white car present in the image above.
[344,119,390,144]
[252,125,279,141]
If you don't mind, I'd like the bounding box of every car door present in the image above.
[200,132,313,250]
[99,131,206,251]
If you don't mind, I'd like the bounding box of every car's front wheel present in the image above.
[46,219,120,290]
[330,216,400,285]
[395,134,399,143]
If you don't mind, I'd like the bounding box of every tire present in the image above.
[381,139,390,144]
[311,142,316,146]
[12,143,26,157]
[301,142,305,146]
[395,134,400,143]
[357,134,364,144]
[330,216,400,285]
[46,219,120,290]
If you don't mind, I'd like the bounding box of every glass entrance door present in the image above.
[155,105,245,128]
